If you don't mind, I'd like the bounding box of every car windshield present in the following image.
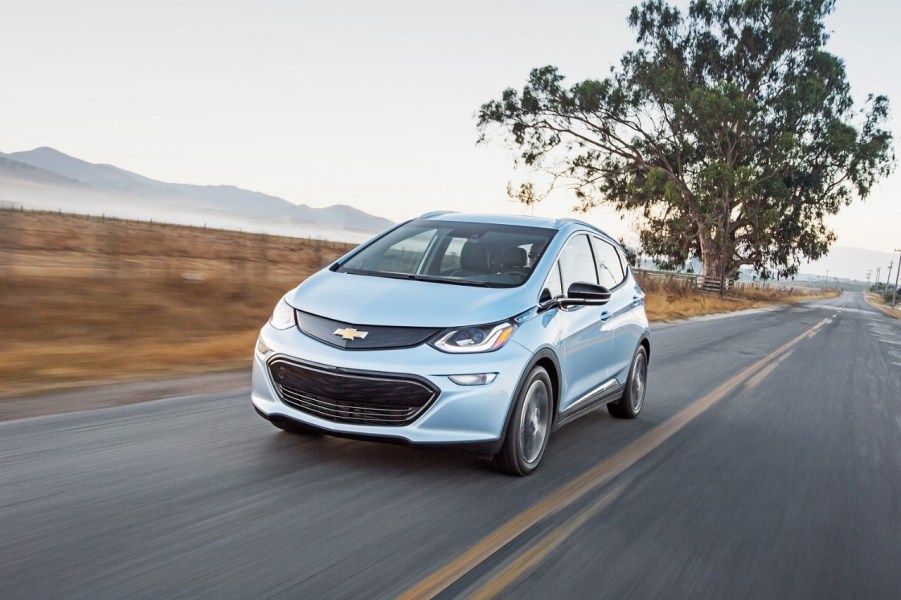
[336,219,557,288]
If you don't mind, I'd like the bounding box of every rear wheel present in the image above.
[607,346,648,419]
[493,366,552,476]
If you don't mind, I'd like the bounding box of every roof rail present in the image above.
[554,217,612,239]
[418,210,457,219]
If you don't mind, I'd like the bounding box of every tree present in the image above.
[477,0,894,281]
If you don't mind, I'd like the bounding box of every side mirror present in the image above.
[560,282,611,307]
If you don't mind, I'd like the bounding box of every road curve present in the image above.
[1,292,900,598]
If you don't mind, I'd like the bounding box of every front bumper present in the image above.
[251,322,532,449]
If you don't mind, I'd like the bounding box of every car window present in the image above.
[615,247,631,275]
[373,228,437,273]
[439,236,467,272]
[337,219,557,288]
[559,234,598,292]
[591,237,626,288]
[541,260,563,300]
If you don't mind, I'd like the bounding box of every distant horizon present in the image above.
[2,143,898,282]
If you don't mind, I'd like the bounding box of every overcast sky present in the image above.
[2,0,899,260]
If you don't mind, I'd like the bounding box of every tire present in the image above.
[493,366,553,476]
[608,346,648,419]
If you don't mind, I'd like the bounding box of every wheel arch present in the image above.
[640,334,651,362]
[500,347,562,438]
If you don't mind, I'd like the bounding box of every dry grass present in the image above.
[0,210,354,397]
[0,209,837,396]
[637,272,838,321]
[864,292,901,319]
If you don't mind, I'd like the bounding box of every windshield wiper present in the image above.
[340,268,413,281]
[409,275,497,288]
[340,269,500,287]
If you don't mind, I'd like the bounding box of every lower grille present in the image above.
[268,358,438,426]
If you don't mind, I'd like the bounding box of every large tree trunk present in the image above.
[697,226,721,281]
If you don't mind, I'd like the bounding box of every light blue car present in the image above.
[252,212,650,474]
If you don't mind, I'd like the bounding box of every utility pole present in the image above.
[893,249,901,308]
[866,270,872,290]
[887,261,894,297]
[876,267,881,292]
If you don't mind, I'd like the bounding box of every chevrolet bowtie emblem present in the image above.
[334,327,369,341]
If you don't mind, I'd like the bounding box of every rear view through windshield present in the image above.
[336,220,557,287]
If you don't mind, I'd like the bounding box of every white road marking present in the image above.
[810,305,874,315]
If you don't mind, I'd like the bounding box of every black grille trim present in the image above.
[268,357,439,426]
[295,310,441,350]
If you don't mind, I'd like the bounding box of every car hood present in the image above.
[287,269,532,327]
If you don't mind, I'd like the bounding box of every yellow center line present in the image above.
[469,483,628,600]
[398,318,829,600]
[744,349,794,390]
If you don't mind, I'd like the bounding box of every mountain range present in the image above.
[0,147,393,241]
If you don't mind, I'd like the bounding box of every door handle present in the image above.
[600,311,611,323]
[631,296,643,306]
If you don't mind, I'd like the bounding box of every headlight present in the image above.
[269,297,296,330]
[431,322,516,353]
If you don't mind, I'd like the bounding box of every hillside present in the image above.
[0,147,393,242]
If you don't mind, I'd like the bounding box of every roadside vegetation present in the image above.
[864,291,901,320]
[0,210,835,396]
[637,272,836,321]
[0,209,353,396]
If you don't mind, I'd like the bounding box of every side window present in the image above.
[615,248,630,275]
[559,234,598,292]
[541,261,563,300]
[591,237,626,288]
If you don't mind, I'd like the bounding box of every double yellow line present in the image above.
[400,317,831,600]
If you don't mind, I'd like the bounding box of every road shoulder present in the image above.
[0,369,249,422]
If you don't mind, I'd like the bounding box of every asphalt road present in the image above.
[1,292,900,599]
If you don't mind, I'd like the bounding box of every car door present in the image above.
[553,234,615,413]
[591,236,640,382]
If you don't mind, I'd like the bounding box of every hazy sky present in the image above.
[2,0,899,258]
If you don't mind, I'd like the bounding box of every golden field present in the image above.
[0,209,353,396]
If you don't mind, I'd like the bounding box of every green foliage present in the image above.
[478,0,894,279]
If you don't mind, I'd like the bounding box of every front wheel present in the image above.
[608,346,648,419]
[493,366,553,476]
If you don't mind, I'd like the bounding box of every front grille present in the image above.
[268,358,438,426]
[295,310,441,350]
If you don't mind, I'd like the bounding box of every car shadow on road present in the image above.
[259,427,496,476]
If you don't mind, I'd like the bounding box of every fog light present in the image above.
[256,337,271,355]
[448,373,498,386]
